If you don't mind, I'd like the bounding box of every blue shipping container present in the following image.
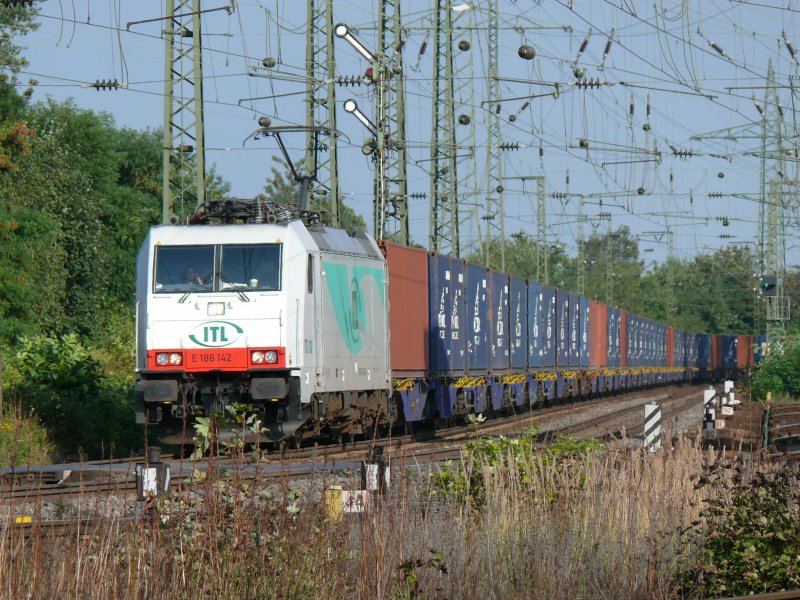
[626,315,635,367]
[580,296,590,368]
[568,293,580,367]
[428,253,466,375]
[542,286,556,367]
[607,307,620,367]
[489,271,510,372]
[466,263,489,373]
[528,281,543,368]
[722,335,738,368]
[509,276,528,371]
[697,334,710,368]
[556,289,570,366]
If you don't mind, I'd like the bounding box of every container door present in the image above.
[509,276,527,371]
[466,263,489,374]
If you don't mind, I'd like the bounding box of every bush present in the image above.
[0,403,51,466]
[431,429,603,507]
[751,337,800,400]
[4,333,141,459]
[680,461,800,597]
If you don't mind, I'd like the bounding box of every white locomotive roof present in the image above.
[306,226,382,259]
[142,220,383,260]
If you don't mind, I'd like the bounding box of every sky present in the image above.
[11,0,800,275]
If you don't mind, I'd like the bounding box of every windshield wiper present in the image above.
[178,270,213,303]
[219,272,250,302]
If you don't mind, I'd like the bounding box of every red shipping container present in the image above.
[737,335,753,367]
[666,326,675,367]
[589,300,607,368]
[619,309,628,367]
[379,242,429,376]
[710,334,722,369]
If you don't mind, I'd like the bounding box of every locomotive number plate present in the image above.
[188,351,234,365]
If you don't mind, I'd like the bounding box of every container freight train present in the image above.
[135,203,762,444]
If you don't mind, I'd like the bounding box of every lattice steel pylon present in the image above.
[429,0,459,255]
[162,0,206,223]
[306,0,340,226]
[605,223,614,305]
[577,193,585,296]
[758,60,792,345]
[453,8,477,257]
[534,177,547,285]
[376,0,409,244]
[481,0,505,270]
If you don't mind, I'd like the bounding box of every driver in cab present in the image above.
[182,265,207,288]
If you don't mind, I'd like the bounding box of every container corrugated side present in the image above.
[568,293,580,367]
[489,271,510,372]
[380,242,429,376]
[542,286,556,367]
[666,325,675,368]
[606,306,619,367]
[626,314,637,367]
[428,253,466,375]
[619,309,628,367]
[556,289,570,367]
[699,334,712,369]
[589,300,607,368]
[509,276,528,371]
[580,296,590,368]
[528,281,543,368]
[466,263,489,374]
[722,335,738,368]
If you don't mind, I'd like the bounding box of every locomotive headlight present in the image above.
[251,351,265,364]
[156,353,169,366]
[169,353,183,365]
[265,350,278,364]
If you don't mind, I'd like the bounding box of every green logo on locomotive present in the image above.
[188,321,244,348]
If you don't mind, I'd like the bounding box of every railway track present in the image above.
[1,384,708,505]
[764,403,800,458]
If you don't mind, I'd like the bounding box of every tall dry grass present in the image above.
[0,438,739,599]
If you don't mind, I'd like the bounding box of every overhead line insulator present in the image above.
[90,79,121,91]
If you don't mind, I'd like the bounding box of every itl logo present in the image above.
[189,321,243,348]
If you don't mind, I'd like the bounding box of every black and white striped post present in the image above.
[703,387,718,439]
[644,403,662,452]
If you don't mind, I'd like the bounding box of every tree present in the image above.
[580,225,643,308]
[0,4,38,77]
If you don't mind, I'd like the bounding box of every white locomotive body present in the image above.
[135,216,391,443]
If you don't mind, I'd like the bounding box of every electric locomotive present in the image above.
[135,200,393,444]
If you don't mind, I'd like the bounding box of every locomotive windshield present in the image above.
[153,243,282,293]
[220,244,281,291]
[154,245,215,292]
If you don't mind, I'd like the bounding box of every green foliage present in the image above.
[0,207,66,339]
[393,549,448,600]
[0,403,51,466]
[431,429,602,507]
[751,337,800,400]
[680,462,800,597]
[190,403,266,459]
[5,334,140,459]
[0,3,39,76]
